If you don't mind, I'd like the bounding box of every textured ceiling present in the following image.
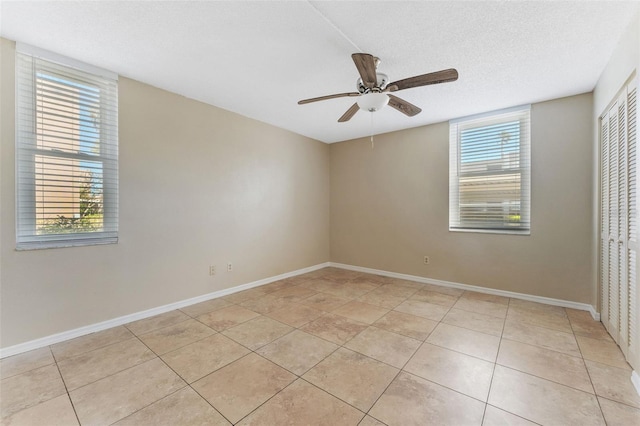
[1,1,638,143]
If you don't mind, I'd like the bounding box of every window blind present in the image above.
[16,45,118,249]
[449,106,531,233]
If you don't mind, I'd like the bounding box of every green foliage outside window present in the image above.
[39,173,103,234]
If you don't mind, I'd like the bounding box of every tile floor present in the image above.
[1,267,639,425]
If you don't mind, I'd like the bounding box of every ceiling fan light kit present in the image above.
[357,92,389,112]
[298,52,458,122]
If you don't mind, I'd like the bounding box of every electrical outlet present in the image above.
[424,256,430,265]
[209,265,216,276]
[227,262,233,272]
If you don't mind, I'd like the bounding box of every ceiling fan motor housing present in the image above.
[357,72,389,93]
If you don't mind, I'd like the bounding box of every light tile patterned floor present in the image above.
[1,267,639,425]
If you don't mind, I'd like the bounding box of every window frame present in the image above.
[15,44,119,250]
[449,105,531,235]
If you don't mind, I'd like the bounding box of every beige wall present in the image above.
[331,93,594,304]
[0,38,330,348]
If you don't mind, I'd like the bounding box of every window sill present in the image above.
[449,228,530,236]
[16,237,118,251]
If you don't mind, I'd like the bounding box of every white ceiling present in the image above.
[1,1,638,143]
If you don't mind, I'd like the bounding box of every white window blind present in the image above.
[449,105,531,234]
[16,45,118,249]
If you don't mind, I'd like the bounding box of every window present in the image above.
[449,105,530,234]
[16,44,118,249]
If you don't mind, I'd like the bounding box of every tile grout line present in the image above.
[301,375,371,418]
[50,327,135,363]
[487,304,610,425]
[60,328,222,425]
[230,275,415,423]
[300,377,371,420]
[188,378,237,425]
[49,346,83,426]
[574,313,640,406]
[129,316,193,339]
[108,386,190,426]
[227,304,362,424]
[486,299,566,426]
[230,377,302,425]
[6,329,182,425]
[482,298,557,426]
[493,363,599,397]
[54,340,158,396]
[423,327,502,364]
[357,300,456,422]
[488,303,623,424]
[0,350,58,381]
[94,335,187,425]
[52,335,140,364]
[572,311,609,423]
[498,335,585,360]
[132,332,236,425]
[480,296,508,425]
[356,293,543,419]
[495,313,611,392]
[596,394,640,410]
[504,314,581,336]
[193,351,271,424]
[484,403,544,426]
[180,275,371,424]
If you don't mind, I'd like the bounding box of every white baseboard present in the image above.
[0,262,330,359]
[330,262,600,320]
[632,371,640,397]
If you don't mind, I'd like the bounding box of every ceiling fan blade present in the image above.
[387,68,458,92]
[387,94,422,117]
[352,53,378,89]
[298,92,360,105]
[338,103,360,122]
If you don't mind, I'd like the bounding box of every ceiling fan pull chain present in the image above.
[370,111,375,149]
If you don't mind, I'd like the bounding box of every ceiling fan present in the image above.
[298,53,458,122]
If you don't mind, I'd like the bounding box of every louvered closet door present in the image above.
[618,91,630,353]
[606,100,620,341]
[627,83,638,366]
[600,78,638,369]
